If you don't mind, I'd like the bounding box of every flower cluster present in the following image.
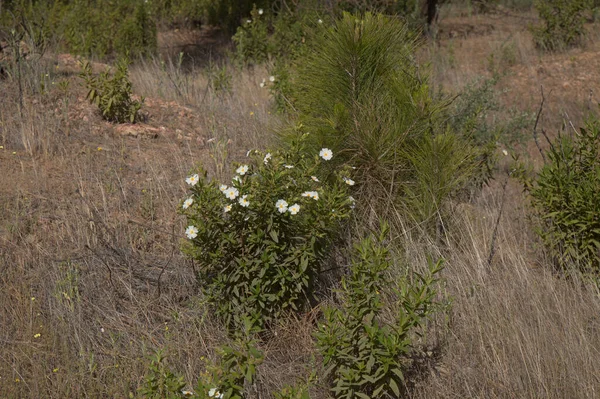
[181,147,358,240]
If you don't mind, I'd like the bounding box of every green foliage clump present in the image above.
[139,351,187,399]
[283,12,484,227]
[273,383,311,399]
[1,0,157,59]
[194,321,264,399]
[531,0,592,51]
[180,136,354,330]
[232,6,310,66]
[524,120,600,273]
[315,225,444,399]
[80,58,143,123]
[208,63,233,95]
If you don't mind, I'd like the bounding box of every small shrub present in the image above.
[232,7,270,65]
[524,120,600,273]
[273,383,311,399]
[208,63,233,96]
[114,0,157,58]
[80,58,144,123]
[531,0,592,51]
[139,351,187,399]
[180,135,354,330]
[194,319,264,399]
[232,6,309,66]
[315,224,445,399]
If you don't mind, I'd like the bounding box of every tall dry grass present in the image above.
[410,183,600,398]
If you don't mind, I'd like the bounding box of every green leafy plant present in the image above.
[232,6,310,66]
[523,120,600,273]
[315,224,444,398]
[139,350,187,399]
[114,0,157,58]
[80,58,143,123]
[208,63,233,96]
[232,6,270,65]
[531,0,592,51]
[274,383,311,399]
[180,134,354,330]
[196,327,264,399]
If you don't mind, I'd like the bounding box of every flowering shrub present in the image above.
[180,136,354,329]
[232,6,308,65]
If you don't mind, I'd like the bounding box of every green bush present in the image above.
[283,12,483,228]
[180,135,354,330]
[232,6,311,66]
[194,320,264,399]
[113,0,157,58]
[531,0,592,51]
[232,7,270,65]
[315,224,444,398]
[524,120,600,274]
[139,351,187,399]
[80,58,144,123]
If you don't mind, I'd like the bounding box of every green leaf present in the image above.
[389,378,400,397]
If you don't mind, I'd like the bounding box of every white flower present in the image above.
[288,203,300,215]
[349,196,356,209]
[264,153,272,164]
[258,8,264,15]
[343,177,355,186]
[233,176,242,183]
[276,199,288,213]
[502,149,509,156]
[260,82,265,88]
[311,176,319,182]
[318,19,323,24]
[185,226,198,239]
[236,165,249,175]
[284,164,294,169]
[239,195,250,207]
[269,75,275,82]
[224,204,232,213]
[219,184,228,192]
[246,19,252,23]
[182,197,193,209]
[208,388,223,398]
[182,390,194,397]
[319,148,333,161]
[302,191,319,200]
[186,174,199,186]
[224,187,240,200]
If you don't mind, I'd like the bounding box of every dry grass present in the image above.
[2,8,600,398]
[411,183,600,398]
